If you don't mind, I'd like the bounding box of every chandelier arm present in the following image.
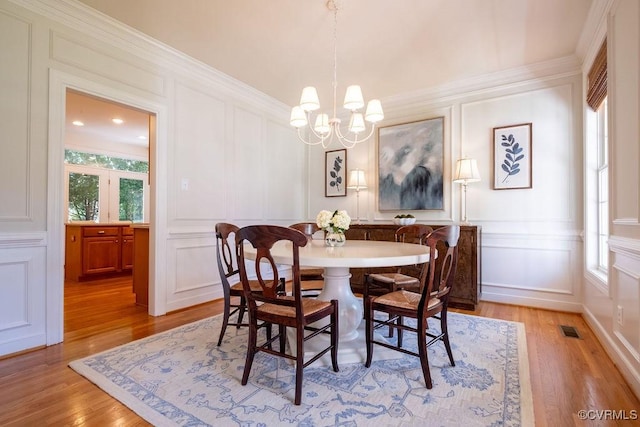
[296,127,327,146]
[333,123,377,148]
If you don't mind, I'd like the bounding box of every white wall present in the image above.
[0,0,305,355]
[308,66,585,313]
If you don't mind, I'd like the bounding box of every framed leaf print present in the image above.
[325,149,347,197]
[493,123,532,190]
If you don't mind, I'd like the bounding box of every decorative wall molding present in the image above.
[11,0,291,116]
[384,55,581,110]
[613,218,640,226]
[0,232,46,248]
[583,306,640,398]
[609,235,640,258]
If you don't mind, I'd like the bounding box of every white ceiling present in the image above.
[68,0,594,149]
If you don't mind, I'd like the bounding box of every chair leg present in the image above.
[397,315,404,347]
[441,309,455,366]
[294,327,304,405]
[236,296,246,328]
[417,317,433,389]
[279,324,286,354]
[331,302,339,372]
[217,294,232,346]
[364,297,374,368]
[241,322,258,386]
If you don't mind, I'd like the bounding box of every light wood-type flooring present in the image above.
[0,276,638,426]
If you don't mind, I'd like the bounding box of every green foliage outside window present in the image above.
[68,172,99,221]
[66,150,148,222]
[65,149,148,173]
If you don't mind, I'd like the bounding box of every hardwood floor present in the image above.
[0,277,638,426]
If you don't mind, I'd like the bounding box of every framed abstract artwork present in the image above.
[325,149,347,197]
[378,117,444,210]
[492,123,532,190]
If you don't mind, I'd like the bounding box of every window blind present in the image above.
[587,40,607,111]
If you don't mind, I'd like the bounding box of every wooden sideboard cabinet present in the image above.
[345,223,481,310]
[65,223,134,281]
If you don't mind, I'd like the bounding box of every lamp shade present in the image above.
[343,85,365,110]
[364,99,384,123]
[299,86,320,111]
[290,106,308,128]
[348,113,366,134]
[347,169,367,189]
[453,158,481,183]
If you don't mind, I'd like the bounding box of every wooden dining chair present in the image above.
[215,222,282,346]
[363,224,433,336]
[289,222,324,296]
[364,225,460,389]
[236,225,339,406]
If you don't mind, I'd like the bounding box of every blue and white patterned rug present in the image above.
[69,312,533,426]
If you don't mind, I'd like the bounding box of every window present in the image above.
[64,150,149,223]
[596,98,608,272]
[585,40,608,287]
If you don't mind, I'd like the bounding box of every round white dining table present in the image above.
[243,238,430,341]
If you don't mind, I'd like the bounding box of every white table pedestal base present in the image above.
[315,266,363,341]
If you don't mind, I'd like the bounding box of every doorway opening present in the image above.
[63,89,154,332]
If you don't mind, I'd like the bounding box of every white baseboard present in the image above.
[582,306,640,399]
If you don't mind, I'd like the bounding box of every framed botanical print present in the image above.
[325,149,347,197]
[493,123,532,190]
[378,117,444,210]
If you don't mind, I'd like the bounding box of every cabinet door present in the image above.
[82,237,120,275]
[121,234,134,270]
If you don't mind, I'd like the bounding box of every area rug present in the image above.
[69,312,534,426]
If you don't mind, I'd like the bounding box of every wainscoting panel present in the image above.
[173,83,227,221]
[611,250,640,361]
[265,119,305,221]
[166,235,220,313]
[232,107,265,221]
[480,231,583,311]
[0,10,30,221]
[0,245,46,355]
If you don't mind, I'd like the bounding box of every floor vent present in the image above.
[559,325,581,339]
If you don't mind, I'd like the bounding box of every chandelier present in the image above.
[289,0,384,149]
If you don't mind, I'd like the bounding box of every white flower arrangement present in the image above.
[316,209,351,234]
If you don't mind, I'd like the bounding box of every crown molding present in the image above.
[383,55,582,110]
[9,0,291,116]
[576,0,614,68]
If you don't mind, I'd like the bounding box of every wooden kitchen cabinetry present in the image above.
[345,223,481,310]
[65,224,134,281]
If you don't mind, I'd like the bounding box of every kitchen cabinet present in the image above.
[345,223,481,310]
[131,224,149,307]
[65,224,134,281]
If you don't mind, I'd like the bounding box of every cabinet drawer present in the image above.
[121,227,134,236]
[83,227,120,237]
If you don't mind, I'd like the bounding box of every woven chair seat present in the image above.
[230,280,262,293]
[257,297,332,318]
[374,289,440,311]
[368,273,420,286]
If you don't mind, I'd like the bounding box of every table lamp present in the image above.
[453,158,481,225]
[347,169,367,223]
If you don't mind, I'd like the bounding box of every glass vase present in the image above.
[325,231,346,247]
